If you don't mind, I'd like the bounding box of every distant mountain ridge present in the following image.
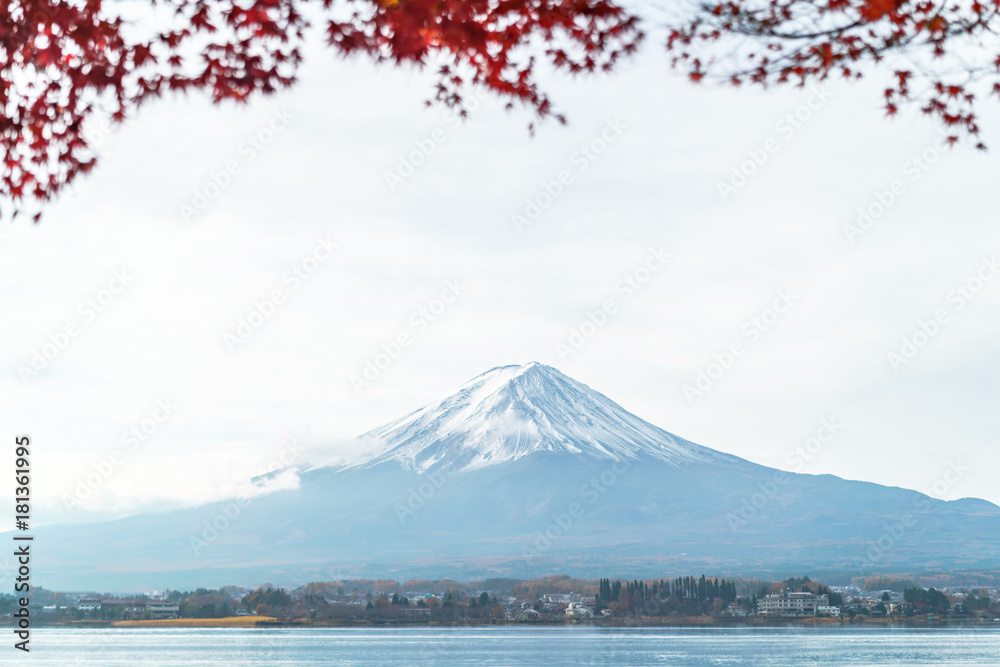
[28,362,1000,591]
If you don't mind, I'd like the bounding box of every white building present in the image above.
[540,593,596,605]
[565,603,595,618]
[758,592,830,617]
[144,598,181,619]
[77,598,101,612]
[817,605,841,617]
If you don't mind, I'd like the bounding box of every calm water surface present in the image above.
[25,626,1000,666]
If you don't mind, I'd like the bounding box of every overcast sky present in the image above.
[2,34,998,524]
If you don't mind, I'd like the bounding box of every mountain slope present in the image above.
[27,362,1000,591]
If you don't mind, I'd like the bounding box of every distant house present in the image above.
[144,598,180,619]
[541,593,575,605]
[565,603,595,618]
[400,608,432,618]
[86,596,179,619]
[541,593,594,606]
[513,608,542,621]
[100,598,146,616]
[77,598,101,612]
[817,605,841,617]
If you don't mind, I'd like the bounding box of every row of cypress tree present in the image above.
[596,575,738,604]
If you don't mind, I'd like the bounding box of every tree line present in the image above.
[596,575,739,605]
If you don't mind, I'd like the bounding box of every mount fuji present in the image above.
[32,362,1000,590]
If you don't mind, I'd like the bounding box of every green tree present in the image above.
[241,587,293,612]
[904,587,949,613]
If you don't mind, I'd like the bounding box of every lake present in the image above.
[26,626,1000,665]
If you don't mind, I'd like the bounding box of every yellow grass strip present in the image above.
[113,616,279,628]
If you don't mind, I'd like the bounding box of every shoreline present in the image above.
[22,616,1000,629]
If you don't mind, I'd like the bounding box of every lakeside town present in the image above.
[5,575,1000,627]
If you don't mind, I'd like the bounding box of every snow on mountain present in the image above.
[343,362,742,474]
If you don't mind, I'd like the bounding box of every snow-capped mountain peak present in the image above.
[343,362,739,474]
